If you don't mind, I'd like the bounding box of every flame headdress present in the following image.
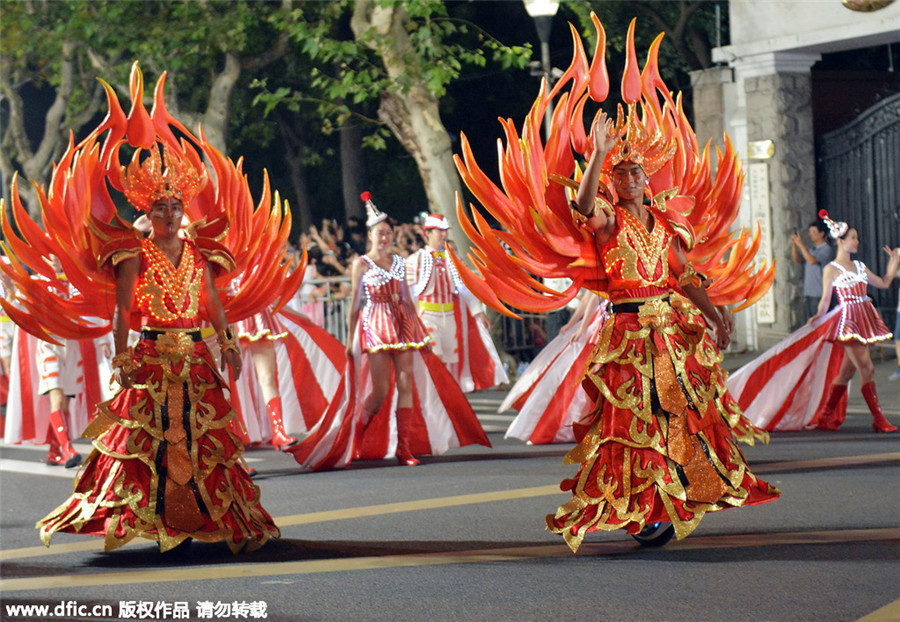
[0,63,305,343]
[449,15,773,317]
[120,143,208,211]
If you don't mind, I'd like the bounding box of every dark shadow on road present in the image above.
[8,530,888,574]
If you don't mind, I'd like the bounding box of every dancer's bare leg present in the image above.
[363,350,391,416]
[248,339,296,448]
[394,350,413,409]
[249,340,278,403]
[840,342,874,385]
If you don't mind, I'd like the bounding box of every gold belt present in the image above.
[419,301,454,312]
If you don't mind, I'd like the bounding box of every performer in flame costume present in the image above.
[405,214,508,392]
[1,63,302,552]
[448,16,779,550]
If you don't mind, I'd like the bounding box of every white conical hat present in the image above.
[818,209,848,239]
[362,191,388,227]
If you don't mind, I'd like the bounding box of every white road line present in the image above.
[481,426,508,433]
[0,441,83,453]
[474,414,515,422]
[0,458,81,479]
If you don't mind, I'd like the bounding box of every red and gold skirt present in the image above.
[36,332,279,553]
[546,297,779,552]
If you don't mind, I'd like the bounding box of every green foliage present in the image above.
[1,0,289,138]
[259,0,531,143]
[3,0,726,228]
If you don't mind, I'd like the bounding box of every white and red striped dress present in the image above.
[360,255,430,352]
[728,260,891,431]
[406,248,508,392]
[288,255,491,470]
[828,260,892,344]
[236,309,288,342]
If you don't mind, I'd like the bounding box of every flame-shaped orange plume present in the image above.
[451,14,772,316]
[0,62,304,341]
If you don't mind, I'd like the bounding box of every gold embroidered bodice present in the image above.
[599,206,673,300]
[135,238,205,326]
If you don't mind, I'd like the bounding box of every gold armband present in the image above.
[570,196,615,223]
[570,200,590,224]
[595,196,615,218]
[111,349,136,375]
[678,263,703,288]
[217,327,241,356]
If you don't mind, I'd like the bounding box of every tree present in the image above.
[566,0,723,103]
[255,0,531,254]
[0,0,291,218]
[0,2,106,214]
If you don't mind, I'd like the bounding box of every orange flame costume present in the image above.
[450,17,772,316]
[450,16,779,551]
[0,64,305,344]
[2,63,299,552]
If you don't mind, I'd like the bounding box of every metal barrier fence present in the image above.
[296,277,546,363]
[291,277,352,345]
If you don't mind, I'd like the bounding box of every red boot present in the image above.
[266,397,298,450]
[48,410,82,468]
[815,384,848,431]
[862,382,897,433]
[395,407,419,467]
[352,408,378,461]
[45,424,64,466]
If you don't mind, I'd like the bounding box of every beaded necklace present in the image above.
[137,238,203,322]
[603,206,668,286]
[410,247,462,297]
[362,254,404,289]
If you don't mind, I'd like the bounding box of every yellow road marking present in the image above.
[277,485,560,527]
[1,539,143,561]
[856,599,900,622]
[1,528,897,593]
[2,452,897,563]
[0,486,561,562]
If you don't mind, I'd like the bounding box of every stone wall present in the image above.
[744,72,818,335]
[690,67,731,153]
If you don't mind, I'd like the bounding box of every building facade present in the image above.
[693,0,900,349]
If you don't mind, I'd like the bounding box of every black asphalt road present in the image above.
[1,356,898,622]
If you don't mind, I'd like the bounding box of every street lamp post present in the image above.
[524,0,560,141]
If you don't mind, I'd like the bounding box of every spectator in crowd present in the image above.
[346,217,368,256]
[791,220,835,323]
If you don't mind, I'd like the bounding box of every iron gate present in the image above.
[816,91,900,322]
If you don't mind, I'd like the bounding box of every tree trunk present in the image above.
[340,120,367,223]
[0,41,78,218]
[350,0,472,261]
[201,53,241,153]
[275,114,314,232]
